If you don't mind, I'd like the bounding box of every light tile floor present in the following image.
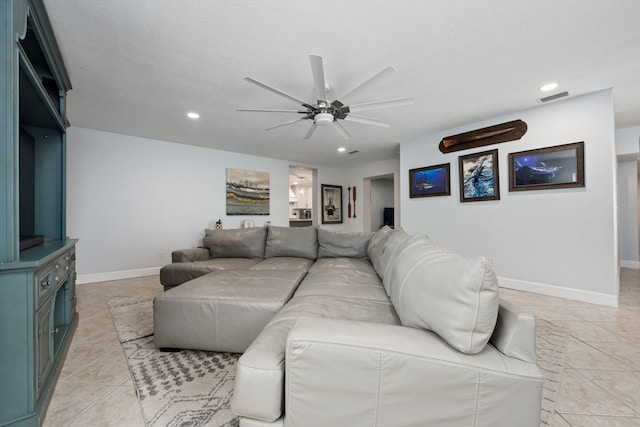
[43,270,640,426]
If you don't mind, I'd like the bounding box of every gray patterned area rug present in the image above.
[536,318,569,426]
[108,296,239,427]
[109,296,568,427]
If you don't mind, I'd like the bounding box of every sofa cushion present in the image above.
[366,225,393,261]
[264,226,318,260]
[370,228,411,293]
[203,227,267,258]
[387,236,499,354]
[317,228,373,258]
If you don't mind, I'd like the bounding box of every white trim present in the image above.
[499,276,619,308]
[77,267,160,285]
[620,260,640,269]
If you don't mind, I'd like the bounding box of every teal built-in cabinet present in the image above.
[0,1,78,426]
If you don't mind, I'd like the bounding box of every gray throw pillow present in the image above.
[388,236,499,354]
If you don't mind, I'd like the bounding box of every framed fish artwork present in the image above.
[508,142,585,191]
[458,149,500,202]
[409,163,451,198]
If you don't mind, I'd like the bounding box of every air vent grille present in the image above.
[539,91,569,103]
[348,150,360,154]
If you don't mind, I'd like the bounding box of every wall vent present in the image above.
[348,150,360,154]
[539,91,569,103]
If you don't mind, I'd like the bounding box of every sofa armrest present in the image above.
[285,317,542,427]
[171,247,210,263]
[489,299,537,363]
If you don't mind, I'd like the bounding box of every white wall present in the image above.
[67,127,344,282]
[400,90,619,306]
[616,126,640,156]
[340,157,401,233]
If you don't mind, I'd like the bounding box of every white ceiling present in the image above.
[43,0,640,167]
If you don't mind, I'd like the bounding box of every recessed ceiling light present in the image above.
[540,82,558,92]
[338,147,346,152]
[293,181,299,185]
[187,112,200,119]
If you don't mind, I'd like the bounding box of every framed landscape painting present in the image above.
[508,141,585,191]
[458,149,500,202]
[409,163,451,198]
[226,168,270,215]
[321,184,343,224]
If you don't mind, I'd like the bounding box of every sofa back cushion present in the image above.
[370,228,412,293]
[202,227,267,258]
[366,225,393,261]
[317,228,373,258]
[265,226,318,260]
[388,236,499,354]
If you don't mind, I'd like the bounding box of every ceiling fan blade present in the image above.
[338,66,396,102]
[236,108,304,113]
[265,118,306,131]
[244,77,308,106]
[348,97,415,113]
[304,123,318,140]
[333,121,352,140]
[310,55,327,102]
[344,114,391,128]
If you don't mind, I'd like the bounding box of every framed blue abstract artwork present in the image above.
[458,149,500,202]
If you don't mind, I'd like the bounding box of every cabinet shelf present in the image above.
[18,46,66,131]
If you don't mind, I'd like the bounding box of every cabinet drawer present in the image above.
[35,248,76,308]
[35,265,56,308]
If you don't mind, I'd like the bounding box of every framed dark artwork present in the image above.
[409,163,451,198]
[458,149,500,202]
[226,168,270,215]
[321,184,343,224]
[508,141,585,191]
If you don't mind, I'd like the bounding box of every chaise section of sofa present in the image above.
[231,227,543,427]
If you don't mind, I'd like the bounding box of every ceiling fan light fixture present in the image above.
[314,112,334,126]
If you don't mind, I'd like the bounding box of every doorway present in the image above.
[289,166,316,227]
[363,173,395,232]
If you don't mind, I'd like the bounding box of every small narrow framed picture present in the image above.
[409,163,451,198]
[508,142,585,191]
[321,184,343,224]
[458,149,500,202]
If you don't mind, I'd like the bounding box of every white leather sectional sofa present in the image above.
[155,225,543,427]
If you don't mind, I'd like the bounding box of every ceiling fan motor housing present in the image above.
[314,112,334,126]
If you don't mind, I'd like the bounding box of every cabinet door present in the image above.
[36,300,54,395]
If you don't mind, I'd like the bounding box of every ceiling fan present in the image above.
[237,55,415,140]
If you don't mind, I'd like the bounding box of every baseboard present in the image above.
[620,260,640,269]
[499,276,619,308]
[77,267,161,285]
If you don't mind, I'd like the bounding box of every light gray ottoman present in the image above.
[153,269,306,353]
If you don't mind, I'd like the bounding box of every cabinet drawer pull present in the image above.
[40,280,51,289]
[50,328,59,335]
